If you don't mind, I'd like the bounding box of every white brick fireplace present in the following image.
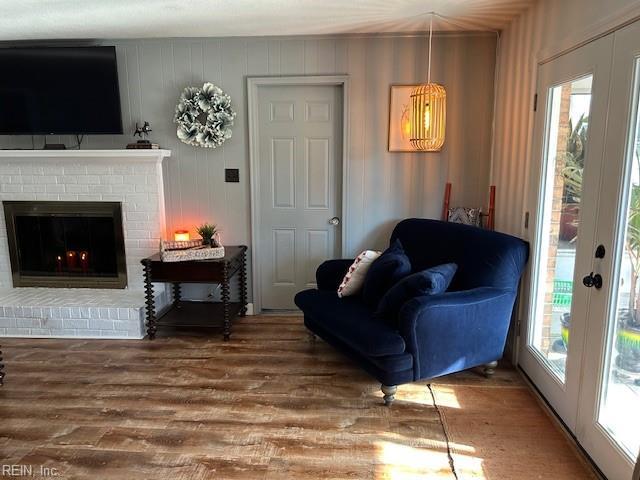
[0,149,171,339]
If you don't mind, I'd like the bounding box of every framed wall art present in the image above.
[388,84,418,152]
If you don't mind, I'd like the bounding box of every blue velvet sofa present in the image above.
[294,218,528,405]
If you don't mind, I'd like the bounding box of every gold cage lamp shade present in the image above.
[410,82,446,151]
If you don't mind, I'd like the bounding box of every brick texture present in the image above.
[0,153,170,338]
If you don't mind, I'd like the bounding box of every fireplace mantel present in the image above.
[0,149,171,162]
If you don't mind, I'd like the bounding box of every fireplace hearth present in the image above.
[3,201,127,288]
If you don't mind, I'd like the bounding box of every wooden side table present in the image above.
[141,245,247,341]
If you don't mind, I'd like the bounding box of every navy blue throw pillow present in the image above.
[362,239,412,306]
[376,263,458,321]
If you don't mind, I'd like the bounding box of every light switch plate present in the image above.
[225,168,239,183]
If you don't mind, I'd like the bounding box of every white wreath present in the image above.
[174,82,236,148]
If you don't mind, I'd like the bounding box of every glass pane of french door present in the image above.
[598,58,640,460]
[530,75,593,382]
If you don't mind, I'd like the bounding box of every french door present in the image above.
[522,20,640,480]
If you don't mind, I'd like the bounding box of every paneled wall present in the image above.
[0,33,497,300]
[491,0,640,237]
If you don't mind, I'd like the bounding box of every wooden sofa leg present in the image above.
[483,361,498,378]
[381,385,397,406]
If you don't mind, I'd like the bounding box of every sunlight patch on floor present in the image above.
[394,383,461,409]
[375,384,484,478]
[378,431,476,455]
[452,452,486,479]
[374,440,485,479]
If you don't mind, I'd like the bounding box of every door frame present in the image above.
[247,75,350,314]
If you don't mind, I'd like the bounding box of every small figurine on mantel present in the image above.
[127,121,160,149]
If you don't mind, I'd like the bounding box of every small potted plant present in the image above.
[196,223,218,247]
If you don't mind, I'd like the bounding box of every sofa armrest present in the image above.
[315,259,353,291]
[398,287,516,380]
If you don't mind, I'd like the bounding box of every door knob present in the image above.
[582,272,603,289]
[328,216,340,226]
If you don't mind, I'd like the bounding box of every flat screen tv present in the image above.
[0,46,123,135]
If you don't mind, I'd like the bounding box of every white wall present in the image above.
[0,33,497,300]
[491,0,640,237]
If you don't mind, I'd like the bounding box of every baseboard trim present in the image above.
[259,308,301,316]
[0,333,143,340]
[517,366,606,480]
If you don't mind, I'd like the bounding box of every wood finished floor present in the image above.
[0,316,595,479]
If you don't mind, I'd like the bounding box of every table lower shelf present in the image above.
[155,301,243,329]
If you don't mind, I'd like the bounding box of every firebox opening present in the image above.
[3,201,127,289]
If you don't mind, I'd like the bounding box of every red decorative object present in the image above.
[487,185,496,231]
[442,182,452,221]
[66,251,78,270]
[80,251,89,273]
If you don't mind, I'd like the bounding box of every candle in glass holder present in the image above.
[80,251,89,273]
[66,251,78,270]
[174,230,190,241]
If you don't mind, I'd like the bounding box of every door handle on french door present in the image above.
[582,245,606,289]
[328,217,340,226]
[583,272,603,289]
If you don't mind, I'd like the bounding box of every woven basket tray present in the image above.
[160,240,225,262]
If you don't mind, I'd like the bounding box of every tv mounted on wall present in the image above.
[0,46,123,135]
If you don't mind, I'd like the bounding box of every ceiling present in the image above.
[0,0,537,41]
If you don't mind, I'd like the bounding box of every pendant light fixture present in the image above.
[410,13,446,151]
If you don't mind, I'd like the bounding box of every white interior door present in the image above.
[521,35,613,431]
[576,20,640,480]
[254,84,343,310]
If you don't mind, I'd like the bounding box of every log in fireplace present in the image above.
[3,201,127,288]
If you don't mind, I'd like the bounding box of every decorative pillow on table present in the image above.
[361,239,412,306]
[376,263,458,322]
[337,250,381,298]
